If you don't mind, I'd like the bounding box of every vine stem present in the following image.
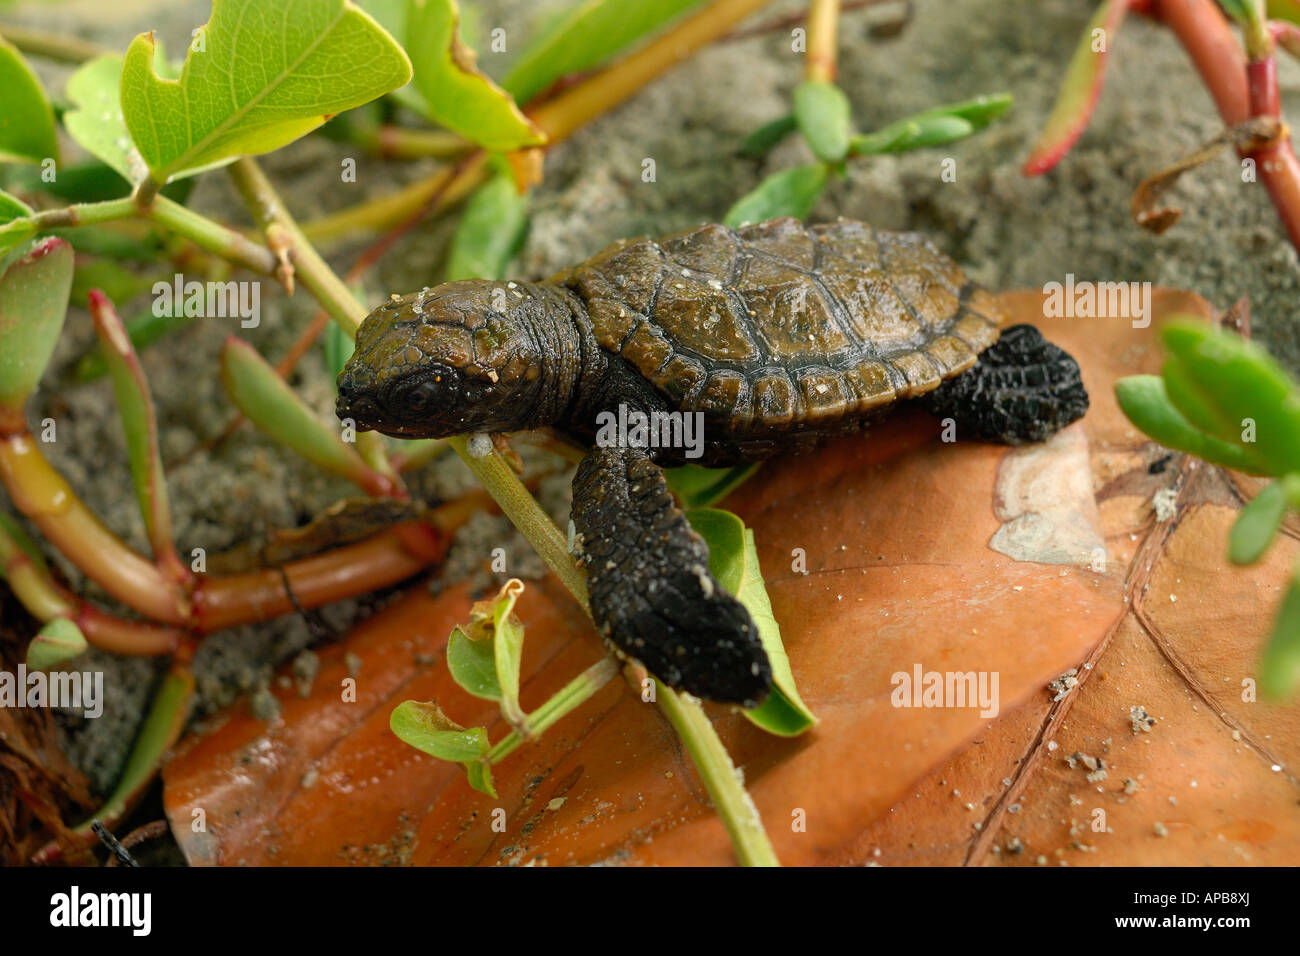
[486,657,620,764]
[655,677,780,867]
[28,195,280,277]
[445,436,780,867]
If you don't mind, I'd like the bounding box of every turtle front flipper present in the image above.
[570,446,772,707]
[918,324,1090,445]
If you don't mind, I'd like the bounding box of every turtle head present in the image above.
[337,280,557,439]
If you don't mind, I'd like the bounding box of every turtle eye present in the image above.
[405,378,441,412]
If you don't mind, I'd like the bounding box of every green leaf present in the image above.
[72,306,193,383]
[0,37,58,166]
[1160,319,1300,476]
[686,508,817,736]
[220,336,380,490]
[121,0,412,186]
[443,170,530,282]
[666,462,762,509]
[27,619,88,671]
[446,624,502,700]
[502,0,704,104]
[1261,563,1300,699]
[739,114,797,158]
[1229,478,1292,565]
[0,237,75,409]
[724,163,829,228]
[850,94,1011,157]
[64,55,151,185]
[63,667,195,843]
[1113,375,1260,474]
[793,80,851,163]
[406,0,545,151]
[89,289,174,555]
[1023,0,1128,175]
[390,699,496,795]
[491,581,527,728]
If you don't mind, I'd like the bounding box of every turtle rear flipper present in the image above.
[918,324,1090,445]
[571,446,772,707]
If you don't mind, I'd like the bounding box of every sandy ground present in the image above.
[2,0,1298,793]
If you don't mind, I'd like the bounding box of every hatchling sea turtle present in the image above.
[337,217,1089,707]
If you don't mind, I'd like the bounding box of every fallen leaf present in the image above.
[163,290,1297,866]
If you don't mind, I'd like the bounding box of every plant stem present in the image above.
[446,435,779,866]
[529,0,772,143]
[447,435,588,607]
[1153,0,1300,248]
[0,22,108,62]
[148,197,279,278]
[300,153,489,243]
[0,432,190,624]
[654,677,781,866]
[32,663,194,864]
[28,196,279,276]
[487,657,619,763]
[804,0,841,83]
[228,158,367,333]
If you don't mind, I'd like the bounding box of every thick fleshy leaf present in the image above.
[0,237,74,409]
[88,289,176,565]
[1262,569,1300,698]
[502,0,703,103]
[26,619,88,672]
[851,93,1011,156]
[1113,375,1259,473]
[121,0,412,185]
[723,163,828,227]
[406,0,545,151]
[1160,319,1300,476]
[1023,0,1128,175]
[63,55,150,186]
[792,80,851,163]
[443,171,529,281]
[220,337,386,494]
[739,114,797,158]
[1229,478,1288,565]
[686,508,816,736]
[0,37,58,165]
[42,666,194,863]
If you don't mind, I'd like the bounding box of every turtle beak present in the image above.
[335,372,378,431]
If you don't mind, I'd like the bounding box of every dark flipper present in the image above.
[570,446,772,706]
[919,324,1089,444]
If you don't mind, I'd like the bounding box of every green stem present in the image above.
[148,196,278,277]
[447,435,588,607]
[446,434,779,866]
[655,676,781,866]
[28,196,278,276]
[487,657,619,763]
[0,22,107,63]
[227,157,366,332]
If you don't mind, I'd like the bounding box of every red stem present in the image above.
[1152,0,1300,249]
